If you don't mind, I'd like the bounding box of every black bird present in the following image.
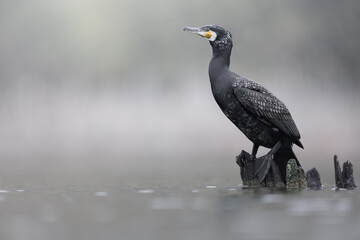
[183,25,303,183]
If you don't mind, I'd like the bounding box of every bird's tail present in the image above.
[274,146,300,183]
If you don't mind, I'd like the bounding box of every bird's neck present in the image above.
[209,46,232,80]
[208,46,233,96]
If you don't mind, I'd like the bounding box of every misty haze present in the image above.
[0,1,359,240]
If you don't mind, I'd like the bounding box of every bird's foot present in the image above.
[255,141,282,183]
[254,153,274,183]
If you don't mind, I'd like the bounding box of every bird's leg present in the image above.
[251,143,259,161]
[254,141,282,183]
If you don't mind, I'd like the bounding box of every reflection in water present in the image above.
[149,197,185,210]
[216,187,359,240]
[287,197,351,216]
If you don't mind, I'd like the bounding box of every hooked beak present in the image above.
[182,26,213,40]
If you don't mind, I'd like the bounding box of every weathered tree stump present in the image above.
[236,152,358,190]
[286,159,307,188]
[236,150,260,187]
[236,151,305,188]
[306,168,322,190]
[334,155,357,189]
[334,155,343,188]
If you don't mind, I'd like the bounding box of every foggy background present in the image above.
[0,0,359,187]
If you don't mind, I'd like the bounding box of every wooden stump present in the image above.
[334,155,357,189]
[306,168,322,190]
[236,150,260,187]
[236,151,305,188]
[236,152,357,190]
[286,159,307,188]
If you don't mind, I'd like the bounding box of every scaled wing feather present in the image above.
[234,83,300,139]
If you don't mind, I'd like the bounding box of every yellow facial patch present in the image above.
[198,30,217,41]
[203,31,212,39]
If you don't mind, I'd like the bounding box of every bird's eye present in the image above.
[205,28,210,32]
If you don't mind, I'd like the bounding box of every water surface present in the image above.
[0,182,359,240]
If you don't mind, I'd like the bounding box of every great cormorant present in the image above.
[183,25,303,183]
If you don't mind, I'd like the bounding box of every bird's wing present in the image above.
[233,82,300,139]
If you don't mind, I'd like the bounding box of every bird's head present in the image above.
[182,25,232,51]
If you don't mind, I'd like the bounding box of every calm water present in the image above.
[0,182,359,240]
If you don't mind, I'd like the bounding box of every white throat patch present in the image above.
[209,30,217,41]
